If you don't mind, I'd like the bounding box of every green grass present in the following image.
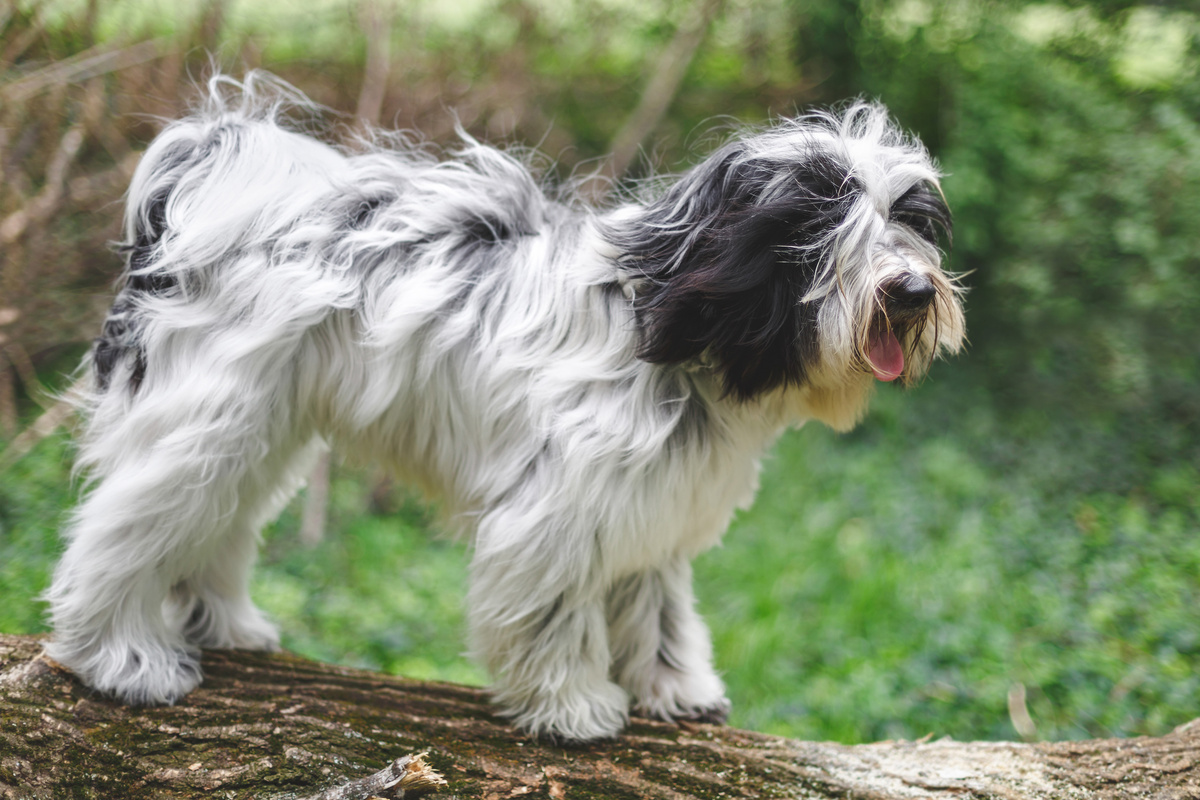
[697,378,1200,742]
[2,369,1197,744]
[0,431,74,635]
[253,475,485,687]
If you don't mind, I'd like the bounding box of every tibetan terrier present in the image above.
[47,73,964,742]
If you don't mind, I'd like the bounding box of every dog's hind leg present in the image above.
[168,435,326,652]
[45,353,305,706]
[607,557,731,724]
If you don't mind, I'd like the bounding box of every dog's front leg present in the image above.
[467,545,629,743]
[607,556,731,724]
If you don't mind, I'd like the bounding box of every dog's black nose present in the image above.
[882,274,936,314]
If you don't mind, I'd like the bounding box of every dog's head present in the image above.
[612,103,965,428]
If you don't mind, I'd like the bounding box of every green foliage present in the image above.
[843,2,1200,470]
[0,434,68,635]
[947,29,1199,417]
[698,375,1200,742]
[253,474,486,687]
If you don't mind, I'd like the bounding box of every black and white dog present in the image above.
[47,73,964,742]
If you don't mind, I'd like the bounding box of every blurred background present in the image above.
[1,0,1198,744]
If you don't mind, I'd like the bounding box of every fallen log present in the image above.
[1,633,1197,799]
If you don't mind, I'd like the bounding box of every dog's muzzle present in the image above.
[882,273,936,317]
[867,273,936,382]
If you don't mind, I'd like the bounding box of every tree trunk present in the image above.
[1,633,1198,799]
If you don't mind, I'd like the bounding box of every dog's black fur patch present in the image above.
[617,147,857,400]
[890,183,951,247]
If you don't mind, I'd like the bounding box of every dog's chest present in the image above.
[603,422,776,577]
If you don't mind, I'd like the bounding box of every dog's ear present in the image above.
[618,144,855,400]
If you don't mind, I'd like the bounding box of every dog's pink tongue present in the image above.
[868,331,904,382]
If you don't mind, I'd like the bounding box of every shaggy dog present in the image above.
[47,73,964,742]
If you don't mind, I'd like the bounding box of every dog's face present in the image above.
[616,104,965,429]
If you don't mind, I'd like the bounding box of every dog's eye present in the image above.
[890,184,951,246]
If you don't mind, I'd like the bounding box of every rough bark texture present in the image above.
[2,633,1199,799]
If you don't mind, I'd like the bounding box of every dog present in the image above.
[46,72,964,743]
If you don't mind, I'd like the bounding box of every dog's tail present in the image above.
[93,72,345,393]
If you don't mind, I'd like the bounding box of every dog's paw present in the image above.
[676,696,732,725]
[115,647,204,705]
[629,663,731,725]
[501,679,630,744]
[633,694,733,725]
[221,618,281,652]
[48,637,203,706]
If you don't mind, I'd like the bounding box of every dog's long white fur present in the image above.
[47,73,963,742]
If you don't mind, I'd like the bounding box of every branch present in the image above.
[356,0,394,127]
[299,450,332,547]
[296,752,446,800]
[577,0,724,202]
[600,0,726,187]
[0,38,168,104]
[0,382,82,472]
[0,122,86,245]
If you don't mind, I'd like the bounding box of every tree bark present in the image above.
[1,633,1198,799]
